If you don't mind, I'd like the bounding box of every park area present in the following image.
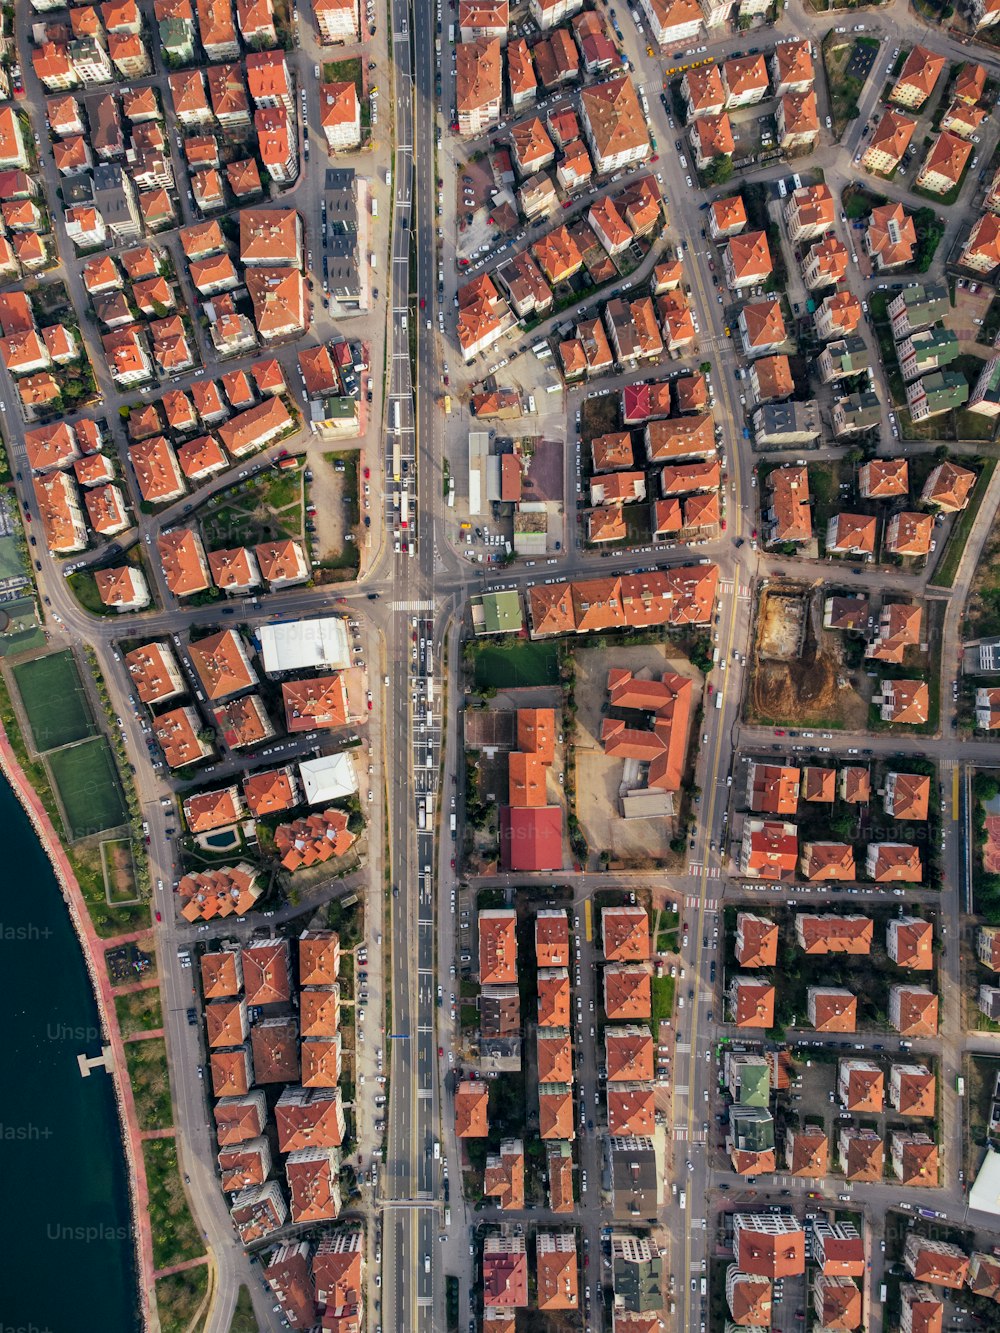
[13,650,96,752]
[49,737,127,839]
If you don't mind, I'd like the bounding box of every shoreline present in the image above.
[0,724,152,1333]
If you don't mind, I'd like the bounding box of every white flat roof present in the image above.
[259,617,349,674]
[969,1148,1000,1217]
[298,752,358,805]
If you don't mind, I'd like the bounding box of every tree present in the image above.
[703,155,734,187]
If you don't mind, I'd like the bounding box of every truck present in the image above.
[957,1075,966,1096]
[417,799,426,830]
[400,492,409,529]
[716,691,723,709]
[447,479,456,507]
[450,813,457,837]
[393,401,401,432]
[679,1190,686,1211]
[371,196,378,217]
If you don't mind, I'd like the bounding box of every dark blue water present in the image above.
[0,778,140,1332]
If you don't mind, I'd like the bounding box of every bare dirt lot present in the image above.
[573,641,699,867]
[758,591,808,661]
[748,587,868,730]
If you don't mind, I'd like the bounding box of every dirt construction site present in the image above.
[747,584,869,730]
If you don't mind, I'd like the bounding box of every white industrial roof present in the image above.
[259,617,349,674]
[298,752,358,805]
[969,1149,1000,1217]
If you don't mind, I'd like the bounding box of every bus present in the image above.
[447,479,455,507]
[393,401,401,432]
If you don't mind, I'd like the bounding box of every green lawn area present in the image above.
[228,1285,259,1333]
[200,470,304,548]
[656,926,678,953]
[115,988,163,1038]
[67,569,118,617]
[156,1267,209,1333]
[932,457,998,588]
[143,1138,205,1269]
[71,841,149,938]
[124,1036,174,1131]
[651,974,676,1029]
[13,649,96,751]
[0,531,25,581]
[472,640,560,689]
[49,737,127,839]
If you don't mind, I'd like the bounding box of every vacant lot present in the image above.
[14,650,95,751]
[102,837,138,903]
[49,738,127,839]
[748,587,868,730]
[472,640,560,690]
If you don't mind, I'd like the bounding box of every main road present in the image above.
[379,0,462,1330]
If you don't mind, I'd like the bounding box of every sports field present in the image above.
[13,651,96,752]
[49,738,126,839]
[472,640,560,690]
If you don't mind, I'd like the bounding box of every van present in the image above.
[433,1140,441,1160]
[527,394,536,412]
[777,177,787,198]
[792,173,802,190]
[371,197,378,217]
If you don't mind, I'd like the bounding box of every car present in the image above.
[155,910,161,922]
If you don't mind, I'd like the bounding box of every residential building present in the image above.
[889,984,939,1035]
[579,75,650,173]
[906,370,969,421]
[915,132,972,195]
[862,109,917,174]
[891,46,946,110]
[724,230,772,289]
[456,39,502,136]
[784,182,834,242]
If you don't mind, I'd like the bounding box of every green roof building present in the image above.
[906,369,969,421]
[470,589,524,636]
[611,1233,664,1313]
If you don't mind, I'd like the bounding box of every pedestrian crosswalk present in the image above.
[392,600,435,611]
[719,580,751,597]
[673,1125,707,1142]
[683,894,721,909]
[687,863,722,879]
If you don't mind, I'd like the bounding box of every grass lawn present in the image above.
[229,1285,259,1333]
[651,974,676,1029]
[933,457,998,588]
[13,649,95,751]
[124,1036,174,1131]
[822,35,865,139]
[156,1267,209,1333]
[67,569,118,617]
[102,837,138,903]
[472,639,560,689]
[143,1137,205,1269]
[656,926,678,953]
[0,532,25,581]
[49,737,127,839]
[115,987,163,1038]
[72,842,149,938]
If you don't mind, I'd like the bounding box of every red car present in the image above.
[438,1046,444,1057]
[450,858,456,869]
[774,729,785,736]
[751,528,758,539]
[363,466,370,479]
[367,699,373,711]
[562,199,572,209]
[419,297,425,308]
[154,910,162,922]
